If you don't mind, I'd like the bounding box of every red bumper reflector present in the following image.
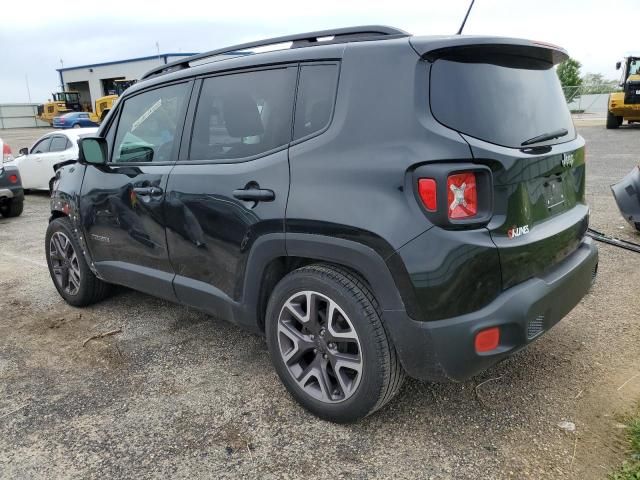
[475,327,500,353]
[8,174,18,184]
[418,178,437,211]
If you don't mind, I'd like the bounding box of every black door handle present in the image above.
[233,187,275,202]
[133,186,163,196]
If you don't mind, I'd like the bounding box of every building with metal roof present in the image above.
[56,53,197,110]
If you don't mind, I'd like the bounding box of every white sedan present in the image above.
[6,128,98,191]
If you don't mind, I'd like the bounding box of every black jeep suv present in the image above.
[46,26,598,423]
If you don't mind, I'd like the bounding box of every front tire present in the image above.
[72,123,81,129]
[266,264,405,423]
[45,217,110,306]
[0,199,23,217]
[606,110,622,129]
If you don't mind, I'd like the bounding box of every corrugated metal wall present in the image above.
[0,104,49,128]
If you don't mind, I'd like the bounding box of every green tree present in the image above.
[557,57,583,87]
[557,57,583,101]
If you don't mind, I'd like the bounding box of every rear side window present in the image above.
[293,64,339,140]
[430,54,575,148]
[31,137,51,154]
[190,68,296,161]
[112,83,189,163]
[49,136,69,152]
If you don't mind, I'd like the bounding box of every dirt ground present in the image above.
[0,124,639,479]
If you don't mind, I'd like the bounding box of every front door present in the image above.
[164,67,297,322]
[79,81,192,301]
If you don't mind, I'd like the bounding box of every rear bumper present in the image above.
[383,237,598,381]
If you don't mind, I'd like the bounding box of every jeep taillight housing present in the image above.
[413,163,493,229]
[447,172,477,219]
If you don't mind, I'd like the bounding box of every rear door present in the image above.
[19,136,52,189]
[428,45,588,288]
[79,81,192,301]
[165,66,297,321]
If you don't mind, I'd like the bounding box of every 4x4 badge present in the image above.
[561,152,574,168]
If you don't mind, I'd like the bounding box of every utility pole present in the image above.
[156,41,160,62]
[25,74,32,103]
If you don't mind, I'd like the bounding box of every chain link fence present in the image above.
[563,84,620,116]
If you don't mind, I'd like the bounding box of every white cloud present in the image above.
[0,0,631,102]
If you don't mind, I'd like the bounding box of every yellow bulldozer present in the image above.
[37,91,83,124]
[38,79,137,125]
[90,79,137,122]
[607,56,640,128]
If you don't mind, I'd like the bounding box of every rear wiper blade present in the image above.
[521,128,568,146]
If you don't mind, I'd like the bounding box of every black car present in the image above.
[0,163,24,218]
[46,26,598,423]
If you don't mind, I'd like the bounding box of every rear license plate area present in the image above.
[544,177,566,210]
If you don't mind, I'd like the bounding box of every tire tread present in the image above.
[292,263,405,418]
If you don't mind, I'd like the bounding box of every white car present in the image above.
[7,128,98,191]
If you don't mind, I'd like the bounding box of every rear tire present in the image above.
[606,110,621,129]
[45,216,111,306]
[0,199,23,217]
[72,123,81,129]
[265,264,405,423]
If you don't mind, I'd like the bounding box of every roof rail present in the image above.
[141,25,410,80]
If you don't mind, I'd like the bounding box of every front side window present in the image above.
[49,136,69,152]
[293,64,339,140]
[190,68,296,161]
[32,137,51,154]
[112,83,189,163]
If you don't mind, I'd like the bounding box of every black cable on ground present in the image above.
[586,228,640,253]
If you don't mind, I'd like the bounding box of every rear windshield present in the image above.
[430,53,575,148]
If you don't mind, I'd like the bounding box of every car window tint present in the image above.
[293,64,339,140]
[190,68,296,161]
[32,137,52,154]
[112,83,189,163]
[49,136,68,152]
[65,138,73,149]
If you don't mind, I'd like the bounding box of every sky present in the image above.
[0,0,635,103]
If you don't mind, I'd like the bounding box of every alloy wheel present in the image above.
[277,290,363,403]
[49,231,81,295]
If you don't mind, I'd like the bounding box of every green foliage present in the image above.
[610,414,640,480]
[581,72,619,94]
[557,57,583,88]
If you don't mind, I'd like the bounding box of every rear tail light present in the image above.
[414,164,492,228]
[447,172,477,219]
[417,178,437,211]
[2,143,13,163]
[8,174,18,184]
[475,327,500,353]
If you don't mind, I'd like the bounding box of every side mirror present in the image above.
[616,61,621,70]
[18,147,28,156]
[78,137,108,165]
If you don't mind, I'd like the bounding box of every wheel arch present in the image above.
[240,233,410,332]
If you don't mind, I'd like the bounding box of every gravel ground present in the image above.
[0,124,639,479]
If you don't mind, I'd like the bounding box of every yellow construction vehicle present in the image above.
[88,80,137,122]
[89,95,118,123]
[607,56,640,128]
[37,91,82,124]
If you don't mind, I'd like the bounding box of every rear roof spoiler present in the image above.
[410,36,568,65]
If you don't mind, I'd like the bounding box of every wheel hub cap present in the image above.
[49,231,81,296]
[277,290,363,404]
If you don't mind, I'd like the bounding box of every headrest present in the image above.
[222,92,264,138]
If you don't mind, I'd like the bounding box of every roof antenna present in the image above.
[456,0,475,35]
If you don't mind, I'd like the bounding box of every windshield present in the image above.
[430,53,575,148]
